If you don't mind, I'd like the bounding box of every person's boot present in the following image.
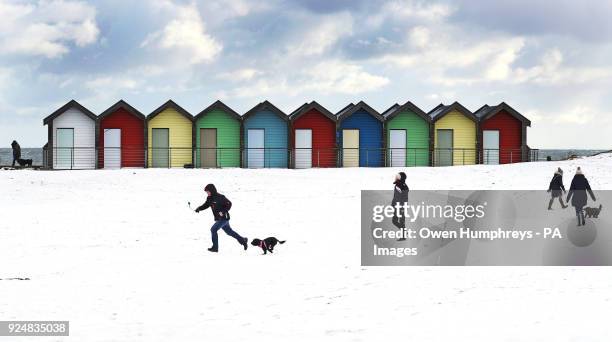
[548,199,554,210]
[241,237,248,251]
[208,247,218,253]
[581,211,586,226]
[397,228,406,241]
[560,199,568,209]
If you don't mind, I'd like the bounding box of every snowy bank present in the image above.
[1,154,612,341]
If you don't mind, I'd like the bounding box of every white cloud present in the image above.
[367,1,453,27]
[201,0,272,22]
[0,67,11,89]
[378,19,612,88]
[141,2,222,64]
[510,49,612,85]
[408,26,431,48]
[222,60,388,99]
[0,0,99,58]
[216,68,261,82]
[383,1,453,21]
[379,33,527,86]
[304,60,389,94]
[555,105,596,125]
[85,76,139,91]
[287,12,353,56]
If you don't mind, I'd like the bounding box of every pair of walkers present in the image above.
[548,167,596,226]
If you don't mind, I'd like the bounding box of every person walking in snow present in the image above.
[547,167,567,210]
[11,140,21,167]
[195,184,248,252]
[392,172,409,241]
[566,167,596,226]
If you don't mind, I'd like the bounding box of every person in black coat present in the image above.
[566,167,596,226]
[392,172,409,241]
[11,140,21,167]
[547,167,567,209]
[195,184,248,252]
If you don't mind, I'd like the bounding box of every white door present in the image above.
[55,128,74,169]
[295,129,312,169]
[247,129,265,168]
[389,129,406,167]
[483,130,500,165]
[104,129,121,169]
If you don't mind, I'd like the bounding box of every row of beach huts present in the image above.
[42,99,532,169]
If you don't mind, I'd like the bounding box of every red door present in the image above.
[480,110,522,164]
[291,109,336,167]
[99,108,145,167]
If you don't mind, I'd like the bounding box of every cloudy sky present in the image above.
[1,0,611,148]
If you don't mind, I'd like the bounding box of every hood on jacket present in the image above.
[554,167,563,175]
[204,183,218,195]
[394,172,407,184]
[575,167,583,175]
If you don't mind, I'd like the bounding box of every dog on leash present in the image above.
[251,237,285,254]
[16,158,33,167]
[584,205,603,218]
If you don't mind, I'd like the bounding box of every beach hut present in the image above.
[382,101,431,167]
[194,101,241,168]
[43,100,97,169]
[429,102,478,166]
[475,102,531,164]
[336,101,384,167]
[242,100,288,168]
[289,101,337,168]
[146,100,193,168]
[97,100,146,169]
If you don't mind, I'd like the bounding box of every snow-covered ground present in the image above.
[1,154,612,341]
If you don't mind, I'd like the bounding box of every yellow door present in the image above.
[147,108,193,168]
[433,111,476,165]
[342,129,359,167]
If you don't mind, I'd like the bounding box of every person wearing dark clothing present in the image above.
[11,140,21,167]
[392,172,409,241]
[195,184,248,252]
[566,167,596,226]
[547,167,567,209]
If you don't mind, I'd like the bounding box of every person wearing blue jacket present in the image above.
[195,184,248,252]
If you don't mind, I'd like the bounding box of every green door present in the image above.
[386,111,430,166]
[200,128,217,168]
[56,128,74,169]
[436,129,453,166]
[152,128,169,168]
[195,110,240,167]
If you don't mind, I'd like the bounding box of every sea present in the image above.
[0,148,609,167]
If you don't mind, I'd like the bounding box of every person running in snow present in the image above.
[547,167,567,210]
[11,140,20,167]
[195,184,248,252]
[566,167,596,226]
[392,172,409,241]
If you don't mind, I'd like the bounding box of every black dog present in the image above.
[251,237,285,254]
[17,158,32,167]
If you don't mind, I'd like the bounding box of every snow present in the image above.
[2,154,612,341]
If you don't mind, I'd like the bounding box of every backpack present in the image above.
[221,195,232,211]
